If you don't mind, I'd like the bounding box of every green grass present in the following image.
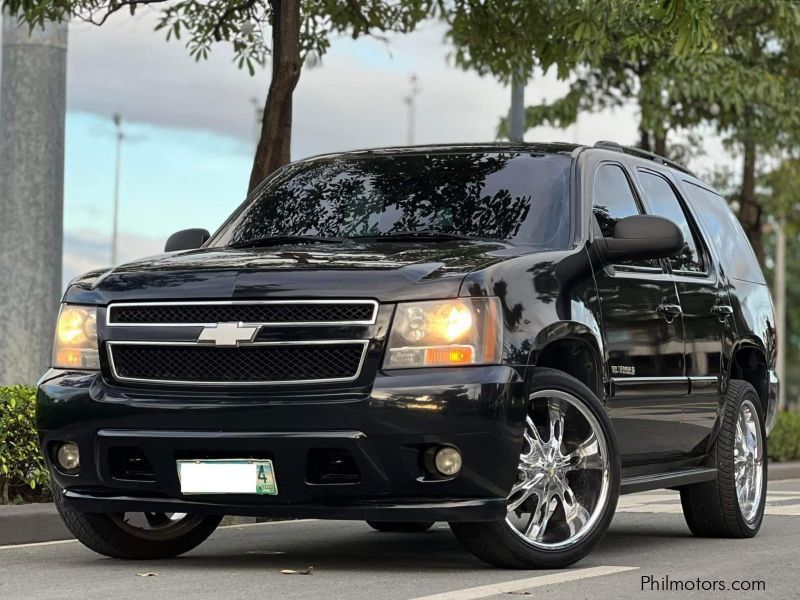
[768,410,800,462]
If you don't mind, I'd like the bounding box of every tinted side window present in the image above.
[637,171,704,273]
[592,164,642,237]
[592,164,656,269]
[682,182,766,284]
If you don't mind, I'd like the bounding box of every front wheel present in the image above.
[53,485,221,559]
[450,368,620,569]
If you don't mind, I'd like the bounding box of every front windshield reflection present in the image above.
[210,152,571,248]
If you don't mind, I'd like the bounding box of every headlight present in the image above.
[53,305,100,370]
[384,298,502,369]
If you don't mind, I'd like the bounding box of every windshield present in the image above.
[209,151,572,247]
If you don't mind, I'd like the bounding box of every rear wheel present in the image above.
[450,368,620,569]
[53,484,221,559]
[366,521,435,533]
[680,380,766,538]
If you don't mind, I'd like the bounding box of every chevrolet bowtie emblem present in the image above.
[197,322,259,346]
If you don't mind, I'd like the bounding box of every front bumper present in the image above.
[38,365,526,522]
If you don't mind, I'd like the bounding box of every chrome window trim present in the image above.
[105,299,379,327]
[106,339,370,386]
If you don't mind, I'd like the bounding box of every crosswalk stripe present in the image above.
[409,566,639,600]
[616,491,800,516]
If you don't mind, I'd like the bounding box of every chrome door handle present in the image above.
[711,305,734,321]
[657,304,683,323]
[657,304,683,316]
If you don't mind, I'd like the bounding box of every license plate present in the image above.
[177,459,278,495]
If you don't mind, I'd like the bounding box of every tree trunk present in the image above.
[247,0,301,194]
[639,128,651,152]
[653,133,667,158]
[738,139,764,265]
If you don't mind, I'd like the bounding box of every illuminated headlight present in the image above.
[53,305,100,370]
[383,298,502,369]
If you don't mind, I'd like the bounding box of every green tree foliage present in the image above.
[2,0,434,192]
[455,0,799,265]
[762,160,800,406]
[445,0,715,151]
[0,386,49,504]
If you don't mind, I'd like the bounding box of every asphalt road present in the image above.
[2,480,800,600]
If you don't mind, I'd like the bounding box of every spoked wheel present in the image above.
[734,399,765,523]
[680,380,767,538]
[506,389,611,550]
[109,512,210,541]
[52,483,222,559]
[450,368,620,569]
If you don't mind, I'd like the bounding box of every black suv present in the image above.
[38,142,778,568]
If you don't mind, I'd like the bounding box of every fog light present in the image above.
[57,442,80,471]
[434,446,462,477]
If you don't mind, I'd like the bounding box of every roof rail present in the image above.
[593,140,695,176]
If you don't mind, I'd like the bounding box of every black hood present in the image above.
[64,239,533,304]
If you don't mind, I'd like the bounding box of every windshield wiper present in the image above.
[228,235,350,249]
[352,231,492,242]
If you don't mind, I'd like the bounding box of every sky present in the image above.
[1,9,731,288]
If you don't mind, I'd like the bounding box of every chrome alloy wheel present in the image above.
[506,389,611,550]
[735,399,764,523]
[109,512,206,541]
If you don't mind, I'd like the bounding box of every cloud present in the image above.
[63,228,164,288]
[62,11,640,158]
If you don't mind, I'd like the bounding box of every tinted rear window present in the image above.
[210,152,572,247]
[681,181,765,284]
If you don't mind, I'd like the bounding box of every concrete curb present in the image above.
[0,504,264,547]
[2,462,799,547]
[769,461,800,481]
[0,503,71,546]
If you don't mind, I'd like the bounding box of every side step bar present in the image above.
[621,467,717,495]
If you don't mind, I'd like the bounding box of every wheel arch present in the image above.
[727,340,769,419]
[526,322,606,402]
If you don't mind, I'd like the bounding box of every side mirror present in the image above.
[165,228,210,252]
[596,215,684,262]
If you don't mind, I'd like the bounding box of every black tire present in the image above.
[680,380,767,538]
[450,367,620,569]
[52,483,222,559]
[366,521,435,533]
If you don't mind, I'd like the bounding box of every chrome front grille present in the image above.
[107,341,369,385]
[107,300,378,326]
[104,300,376,386]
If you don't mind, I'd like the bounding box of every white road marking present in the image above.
[218,518,316,529]
[408,566,639,600]
[617,490,800,516]
[0,538,77,551]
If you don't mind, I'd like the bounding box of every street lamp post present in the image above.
[508,75,526,143]
[111,113,124,265]
[404,74,420,146]
[776,217,787,411]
